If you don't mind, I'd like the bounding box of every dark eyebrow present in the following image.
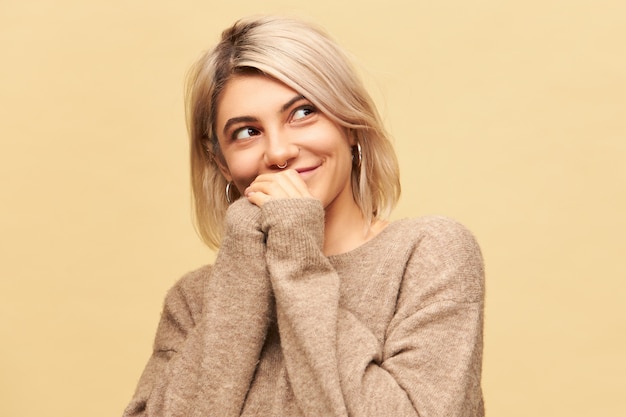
[281,95,307,112]
[222,116,258,137]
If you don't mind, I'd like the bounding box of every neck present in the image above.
[323,198,376,256]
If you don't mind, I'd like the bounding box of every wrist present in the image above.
[261,198,325,249]
[224,198,263,238]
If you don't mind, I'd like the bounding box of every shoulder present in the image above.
[392,215,478,241]
[161,265,212,325]
[390,216,485,304]
[390,216,482,260]
[151,265,211,352]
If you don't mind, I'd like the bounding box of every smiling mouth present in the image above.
[296,165,319,174]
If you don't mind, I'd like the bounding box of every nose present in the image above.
[263,129,299,168]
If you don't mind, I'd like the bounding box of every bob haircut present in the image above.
[186,15,401,249]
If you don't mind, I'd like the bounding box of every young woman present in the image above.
[124,15,485,417]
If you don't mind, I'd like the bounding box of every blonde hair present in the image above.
[186,15,401,249]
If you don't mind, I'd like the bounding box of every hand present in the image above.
[244,170,314,207]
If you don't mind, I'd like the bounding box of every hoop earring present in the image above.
[352,143,362,168]
[225,181,234,204]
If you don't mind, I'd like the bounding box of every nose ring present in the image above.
[277,162,288,169]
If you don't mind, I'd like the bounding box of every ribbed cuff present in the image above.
[261,198,325,257]
[222,198,264,257]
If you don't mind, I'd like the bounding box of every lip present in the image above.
[295,165,320,178]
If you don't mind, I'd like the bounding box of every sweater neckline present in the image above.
[327,218,408,262]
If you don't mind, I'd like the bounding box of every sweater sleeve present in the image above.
[122,267,206,417]
[261,200,484,417]
[261,198,346,416]
[123,198,272,417]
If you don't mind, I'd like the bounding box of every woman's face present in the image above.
[214,74,356,212]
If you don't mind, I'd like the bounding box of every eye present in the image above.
[232,127,260,140]
[292,105,316,121]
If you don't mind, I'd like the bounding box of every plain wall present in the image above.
[1,0,624,416]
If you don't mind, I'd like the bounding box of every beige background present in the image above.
[1,0,624,416]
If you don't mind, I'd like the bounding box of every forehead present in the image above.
[216,74,299,121]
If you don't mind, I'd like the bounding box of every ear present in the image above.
[346,128,357,146]
[215,155,232,182]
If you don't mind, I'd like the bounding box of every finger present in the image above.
[250,170,300,190]
[246,177,291,198]
[282,170,313,197]
[246,170,311,199]
[245,190,272,207]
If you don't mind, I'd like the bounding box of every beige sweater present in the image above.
[123,198,485,416]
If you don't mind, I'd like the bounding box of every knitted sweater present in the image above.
[123,198,485,417]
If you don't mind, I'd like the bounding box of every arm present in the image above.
[123,267,206,417]
[262,198,346,416]
[123,198,272,417]
[262,200,484,417]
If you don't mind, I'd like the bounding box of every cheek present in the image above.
[307,124,351,156]
[224,153,259,191]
